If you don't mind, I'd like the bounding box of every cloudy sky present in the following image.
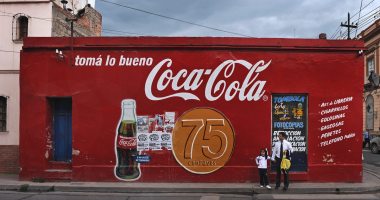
[95,0,380,39]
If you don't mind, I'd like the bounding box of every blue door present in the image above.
[53,98,72,162]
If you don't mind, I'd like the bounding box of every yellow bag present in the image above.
[280,158,291,171]
[280,150,291,171]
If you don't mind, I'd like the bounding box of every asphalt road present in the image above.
[363,148,380,167]
[1,191,380,200]
[0,191,253,200]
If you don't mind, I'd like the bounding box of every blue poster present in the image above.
[272,94,307,172]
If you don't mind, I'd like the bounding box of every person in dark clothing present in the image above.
[271,132,293,191]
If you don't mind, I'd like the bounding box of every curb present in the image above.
[1,184,380,195]
[0,184,54,192]
[252,186,380,194]
[54,186,252,194]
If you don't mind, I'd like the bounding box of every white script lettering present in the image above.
[144,59,271,101]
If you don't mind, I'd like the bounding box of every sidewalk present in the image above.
[0,170,379,195]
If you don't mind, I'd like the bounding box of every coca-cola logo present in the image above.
[145,59,270,101]
[117,136,137,149]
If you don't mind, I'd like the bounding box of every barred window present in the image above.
[0,96,7,132]
[12,14,29,41]
[17,16,28,40]
[367,57,375,76]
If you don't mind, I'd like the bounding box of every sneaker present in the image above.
[266,185,272,189]
[260,185,264,188]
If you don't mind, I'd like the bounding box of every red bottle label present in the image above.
[117,135,137,149]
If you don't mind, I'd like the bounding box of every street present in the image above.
[363,149,380,167]
[0,149,378,200]
[1,191,380,200]
[0,191,254,200]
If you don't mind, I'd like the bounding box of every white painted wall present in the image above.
[0,74,19,145]
[0,1,53,145]
[0,1,53,70]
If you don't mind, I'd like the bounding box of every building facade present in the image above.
[361,19,380,137]
[0,0,101,174]
[20,37,363,182]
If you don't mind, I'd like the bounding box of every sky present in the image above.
[95,0,380,39]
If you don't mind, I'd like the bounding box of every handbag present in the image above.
[280,150,291,172]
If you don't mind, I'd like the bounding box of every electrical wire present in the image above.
[350,0,375,19]
[103,28,145,36]
[0,10,52,21]
[355,0,364,37]
[330,0,376,39]
[338,8,379,39]
[99,0,252,37]
[0,13,140,37]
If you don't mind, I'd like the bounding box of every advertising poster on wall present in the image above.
[272,94,307,172]
[19,37,364,182]
[137,116,149,151]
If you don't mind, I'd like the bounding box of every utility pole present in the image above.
[340,12,357,40]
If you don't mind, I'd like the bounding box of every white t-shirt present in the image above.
[256,155,269,169]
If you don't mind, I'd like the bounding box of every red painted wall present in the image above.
[20,37,363,182]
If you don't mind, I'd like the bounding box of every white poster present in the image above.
[149,131,162,151]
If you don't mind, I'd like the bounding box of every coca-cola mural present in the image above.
[20,37,363,182]
[144,59,270,101]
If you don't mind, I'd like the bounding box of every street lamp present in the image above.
[61,2,87,65]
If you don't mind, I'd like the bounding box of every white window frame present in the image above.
[367,56,375,76]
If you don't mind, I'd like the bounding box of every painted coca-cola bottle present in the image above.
[114,99,140,180]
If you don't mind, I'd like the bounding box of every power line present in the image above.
[356,5,380,21]
[103,28,145,36]
[358,13,379,28]
[0,10,52,21]
[350,0,375,19]
[330,0,376,39]
[355,0,364,37]
[0,12,143,37]
[338,8,379,39]
[99,0,252,37]
[358,16,378,29]
[330,26,342,39]
[103,30,140,36]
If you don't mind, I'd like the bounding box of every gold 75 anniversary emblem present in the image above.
[172,108,235,174]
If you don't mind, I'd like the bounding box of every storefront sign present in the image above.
[272,94,308,171]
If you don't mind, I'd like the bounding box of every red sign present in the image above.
[19,37,364,183]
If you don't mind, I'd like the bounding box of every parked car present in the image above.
[370,136,380,154]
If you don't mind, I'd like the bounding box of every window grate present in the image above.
[0,97,7,132]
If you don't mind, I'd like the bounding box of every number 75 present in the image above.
[182,119,228,160]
